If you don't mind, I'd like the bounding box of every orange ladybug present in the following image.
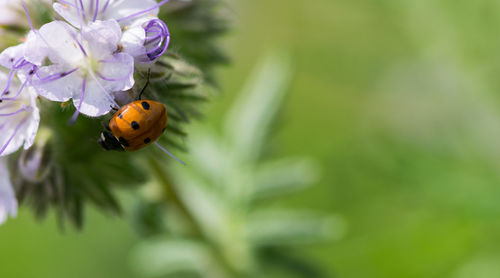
[99,99,184,165]
[99,100,167,151]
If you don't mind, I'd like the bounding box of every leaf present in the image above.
[252,158,320,200]
[224,51,293,163]
[130,238,227,278]
[246,210,346,247]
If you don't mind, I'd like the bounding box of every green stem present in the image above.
[148,156,241,277]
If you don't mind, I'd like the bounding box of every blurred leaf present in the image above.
[131,238,227,278]
[246,210,345,247]
[252,158,320,200]
[224,51,292,163]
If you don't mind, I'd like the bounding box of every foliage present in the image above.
[129,52,345,278]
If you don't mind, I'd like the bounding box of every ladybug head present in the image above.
[98,131,124,151]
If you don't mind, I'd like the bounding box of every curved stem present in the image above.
[147,156,240,277]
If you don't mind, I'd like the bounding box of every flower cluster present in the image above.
[0,0,172,225]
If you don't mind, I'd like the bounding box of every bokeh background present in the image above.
[3,0,500,277]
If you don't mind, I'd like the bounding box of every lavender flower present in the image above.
[23,19,135,117]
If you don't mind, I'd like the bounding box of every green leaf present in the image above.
[130,238,227,278]
[246,210,346,247]
[224,51,293,163]
[252,158,320,200]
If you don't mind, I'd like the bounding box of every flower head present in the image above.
[23,19,135,117]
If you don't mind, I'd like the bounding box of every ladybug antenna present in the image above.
[138,69,151,100]
[154,142,186,166]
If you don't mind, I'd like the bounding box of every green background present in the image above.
[3,0,500,277]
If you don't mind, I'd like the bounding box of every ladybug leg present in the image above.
[110,105,119,112]
[138,68,151,100]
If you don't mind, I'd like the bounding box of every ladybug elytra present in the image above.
[99,100,167,152]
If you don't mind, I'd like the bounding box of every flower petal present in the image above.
[106,0,160,26]
[120,24,146,58]
[35,21,85,66]
[72,77,114,117]
[53,2,82,28]
[31,65,80,102]
[98,52,135,91]
[82,19,122,60]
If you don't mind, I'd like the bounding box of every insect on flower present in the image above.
[98,75,185,165]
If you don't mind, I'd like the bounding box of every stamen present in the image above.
[0,116,29,156]
[1,78,30,101]
[69,76,87,125]
[93,0,100,21]
[154,142,186,166]
[116,0,170,23]
[101,0,111,13]
[1,58,26,99]
[143,19,170,61]
[21,1,36,33]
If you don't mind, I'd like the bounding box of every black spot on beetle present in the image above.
[118,137,130,147]
[131,121,140,130]
[141,101,150,110]
[144,138,151,144]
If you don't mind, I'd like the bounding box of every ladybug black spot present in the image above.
[144,138,151,144]
[141,101,150,110]
[118,137,130,147]
[131,121,140,130]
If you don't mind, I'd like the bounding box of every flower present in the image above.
[23,19,135,117]
[0,158,17,225]
[53,0,167,28]
[0,70,40,157]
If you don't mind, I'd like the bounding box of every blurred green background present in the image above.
[3,0,500,277]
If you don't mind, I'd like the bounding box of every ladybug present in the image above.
[99,100,167,152]
[98,71,185,165]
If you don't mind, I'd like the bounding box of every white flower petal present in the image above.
[36,21,85,66]
[82,19,122,59]
[105,0,160,27]
[120,24,146,57]
[0,158,17,226]
[31,65,80,102]
[0,44,25,69]
[72,77,114,117]
[98,52,135,91]
[53,2,84,28]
